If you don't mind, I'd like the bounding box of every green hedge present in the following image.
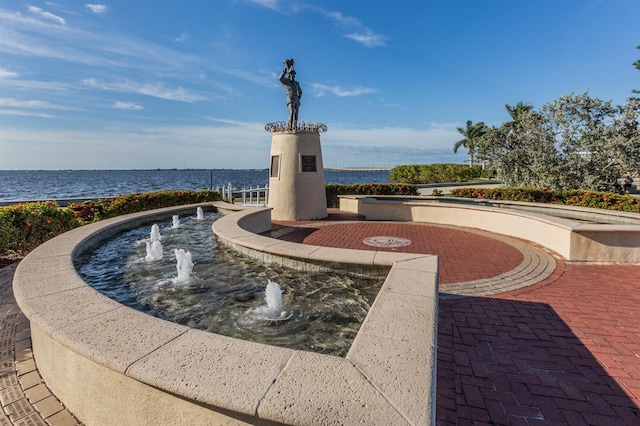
[326,183,418,208]
[2,186,418,256]
[1,190,222,257]
[0,201,79,255]
[450,187,640,212]
[68,189,222,223]
[4,185,640,258]
[389,163,484,184]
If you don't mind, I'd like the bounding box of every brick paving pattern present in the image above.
[273,220,525,284]
[0,264,80,426]
[438,262,640,425]
[275,212,640,425]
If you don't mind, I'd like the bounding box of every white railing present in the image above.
[221,183,269,207]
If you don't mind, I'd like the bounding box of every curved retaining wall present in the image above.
[340,196,640,263]
[13,203,439,425]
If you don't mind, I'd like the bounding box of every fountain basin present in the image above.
[340,195,640,262]
[13,203,439,425]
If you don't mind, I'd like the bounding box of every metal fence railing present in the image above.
[221,183,269,207]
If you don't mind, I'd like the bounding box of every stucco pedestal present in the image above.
[267,130,327,221]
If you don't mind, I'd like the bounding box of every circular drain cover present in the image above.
[363,236,412,248]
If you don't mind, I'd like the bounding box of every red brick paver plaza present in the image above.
[438,262,640,425]
[273,219,524,284]
[275,211,640,425]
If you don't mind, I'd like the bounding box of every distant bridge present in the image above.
[324,166,393,172]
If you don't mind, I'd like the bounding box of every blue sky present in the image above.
[1,0,639,170]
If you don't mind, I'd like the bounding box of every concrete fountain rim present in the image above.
[12,202,439,425]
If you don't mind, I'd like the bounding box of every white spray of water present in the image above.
[249,279,291,321]
[265,279,283,317]
[173,248,193,283]
[196,207,204,220]
[145,224,163,261]
[171,215,180,229]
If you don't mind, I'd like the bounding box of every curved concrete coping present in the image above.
[339,195,640,263]
[13,202,439,425]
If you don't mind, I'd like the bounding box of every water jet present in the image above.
[80,212,380,356]
[171,214,180,229]
[172,248,193,284]
[145,223,163,261]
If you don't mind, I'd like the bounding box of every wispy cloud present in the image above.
[112,101,143,110]
[327,125,459,151]
[0,97,73,110]
[324,11,386,47]
[174,33,189,43]
[0,109,54,118]
[0,68,18,78]
[344,31,386,48]
[0,121,270,169]
[82,78,207,102]
[0,119,464,169]
[27,5,66,25]
[374,97,402,108]
[0,76,75,93]
[0,12,122,66]
[0,9,206,73]
[0,94,64,119]
[0,98,50,108]
[204,116,255,126]
[243,0,281,12]
[310,83,377,97]
[244,2,386,47]
[84,4,107,14]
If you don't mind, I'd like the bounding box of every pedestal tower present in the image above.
[266,122,328,221]
[266,58,327,221]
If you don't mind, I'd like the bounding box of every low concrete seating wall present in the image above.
[13,202,439,425]
[339,196,640,263]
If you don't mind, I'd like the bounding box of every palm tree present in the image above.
[454,120,486,166]
[505,101,533,122]
[633,44,640,98]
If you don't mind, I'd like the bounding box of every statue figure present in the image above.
[279,58,302,130]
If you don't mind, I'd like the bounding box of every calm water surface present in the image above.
[0,169,390,202]
[76,212,384,357]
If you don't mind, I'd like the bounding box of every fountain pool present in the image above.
[76,211,383,357]
[14,203,439,424]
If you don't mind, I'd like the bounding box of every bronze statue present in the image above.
[279,58,302,129]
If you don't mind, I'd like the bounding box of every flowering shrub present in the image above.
[97,190,221,220]
[1,190,223,257]
[0,210,20,256]
[450,187,640,213]
[325,183,418,208]
[68,200,103,224]
[0,201,79,255]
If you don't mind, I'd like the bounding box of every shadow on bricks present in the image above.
[436,295,640,425]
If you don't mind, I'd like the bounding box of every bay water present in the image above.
[0,169,391,202]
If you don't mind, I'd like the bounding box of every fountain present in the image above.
[248,279,292,321]
[15,204,439,425]
[145,224,163,261]
[173,248,193,284]
[196,206,204,220]
[171,214,180,229]
[150,222,161,241]
[263,279,283,318]
[77,214,381,356]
